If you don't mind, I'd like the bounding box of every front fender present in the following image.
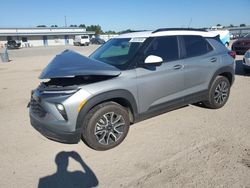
[76,89,138,130]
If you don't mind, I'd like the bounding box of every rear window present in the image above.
[183,36,213,58]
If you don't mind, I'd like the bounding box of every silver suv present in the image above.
[29,28,235,150]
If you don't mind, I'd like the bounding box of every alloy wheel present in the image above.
[214,81,229,104]
[94,112,125,145]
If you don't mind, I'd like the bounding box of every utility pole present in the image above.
[188,18,192,28]
[64,16,67,27]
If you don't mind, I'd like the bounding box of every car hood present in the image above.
[39,50,121,79]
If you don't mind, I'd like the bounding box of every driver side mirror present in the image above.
[144,55,163,66]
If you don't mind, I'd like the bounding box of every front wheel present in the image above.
[203,76,231,109]
[82,102,130,151]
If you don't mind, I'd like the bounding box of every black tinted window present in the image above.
[145,36,179,62]
[183,36,212,57]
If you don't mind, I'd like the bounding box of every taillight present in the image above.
[228,51,236,59]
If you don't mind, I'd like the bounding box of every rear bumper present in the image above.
[30,114,81,144]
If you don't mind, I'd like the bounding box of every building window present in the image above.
[54,36,59,43]
[22,37,28,42]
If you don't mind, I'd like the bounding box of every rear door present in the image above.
[179,35,219,97]
[136,36,186,114]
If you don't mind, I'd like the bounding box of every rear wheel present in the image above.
[82,102,130,150]
[203,76,231,109]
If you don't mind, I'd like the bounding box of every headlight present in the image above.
[41,89,78,95]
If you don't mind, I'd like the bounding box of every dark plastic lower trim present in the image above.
[137,90,208,122]
[30,115,81,144]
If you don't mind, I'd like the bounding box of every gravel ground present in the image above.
[0,45,250,188]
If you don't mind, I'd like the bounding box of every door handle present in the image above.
[173,64,183,70]
[210,58,217,62]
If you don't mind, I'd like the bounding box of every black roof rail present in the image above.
[152,28,207,33]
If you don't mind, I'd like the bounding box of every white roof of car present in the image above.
[115,29,218,39]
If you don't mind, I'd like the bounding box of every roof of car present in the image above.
[115,29,218,39]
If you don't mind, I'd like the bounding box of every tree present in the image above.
[37,25,47,27]
[86,25,103,35]
[70,24,78,27]
[51,25,58,27]
[119,29,134,34]
[229,24,234,27]
[79,24,86,28]
[216,24,221,27]
[105,30,117,34]
[240,24,246,27]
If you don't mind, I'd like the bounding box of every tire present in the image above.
[203,76,231,109]
[81,102,130,151]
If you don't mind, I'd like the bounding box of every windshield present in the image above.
[89,38,144,70]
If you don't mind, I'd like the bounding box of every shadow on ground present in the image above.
[38,151,98,188]
[235,60,250,76]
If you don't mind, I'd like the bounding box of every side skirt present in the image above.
[135,90,208,123]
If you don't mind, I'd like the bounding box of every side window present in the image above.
[183,36,213,57]
[144,36,179,62]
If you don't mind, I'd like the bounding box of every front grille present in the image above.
[30,97,47,118]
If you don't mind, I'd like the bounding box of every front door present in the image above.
[136,36,185,114]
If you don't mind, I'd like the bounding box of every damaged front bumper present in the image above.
[28,83,92,144]
[30,113,81,144]
[28,50,121,144]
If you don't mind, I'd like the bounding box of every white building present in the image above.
[0,27,95,48]
[98,34,119,42]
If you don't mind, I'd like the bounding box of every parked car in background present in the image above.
[243,49,250,72]
[231,33,250,55]
[90,38,105,45]
[209,28,230,47]
[29,28,235,150]
[73,35,90,46]
[6,40,21,49]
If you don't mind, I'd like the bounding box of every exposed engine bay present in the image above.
[39,75,115,90]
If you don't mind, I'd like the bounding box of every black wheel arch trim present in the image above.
[209,66,235,89]
[76,89,138,130]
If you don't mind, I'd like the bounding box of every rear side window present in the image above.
[144,36,179,62]
[183,36,213,58]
